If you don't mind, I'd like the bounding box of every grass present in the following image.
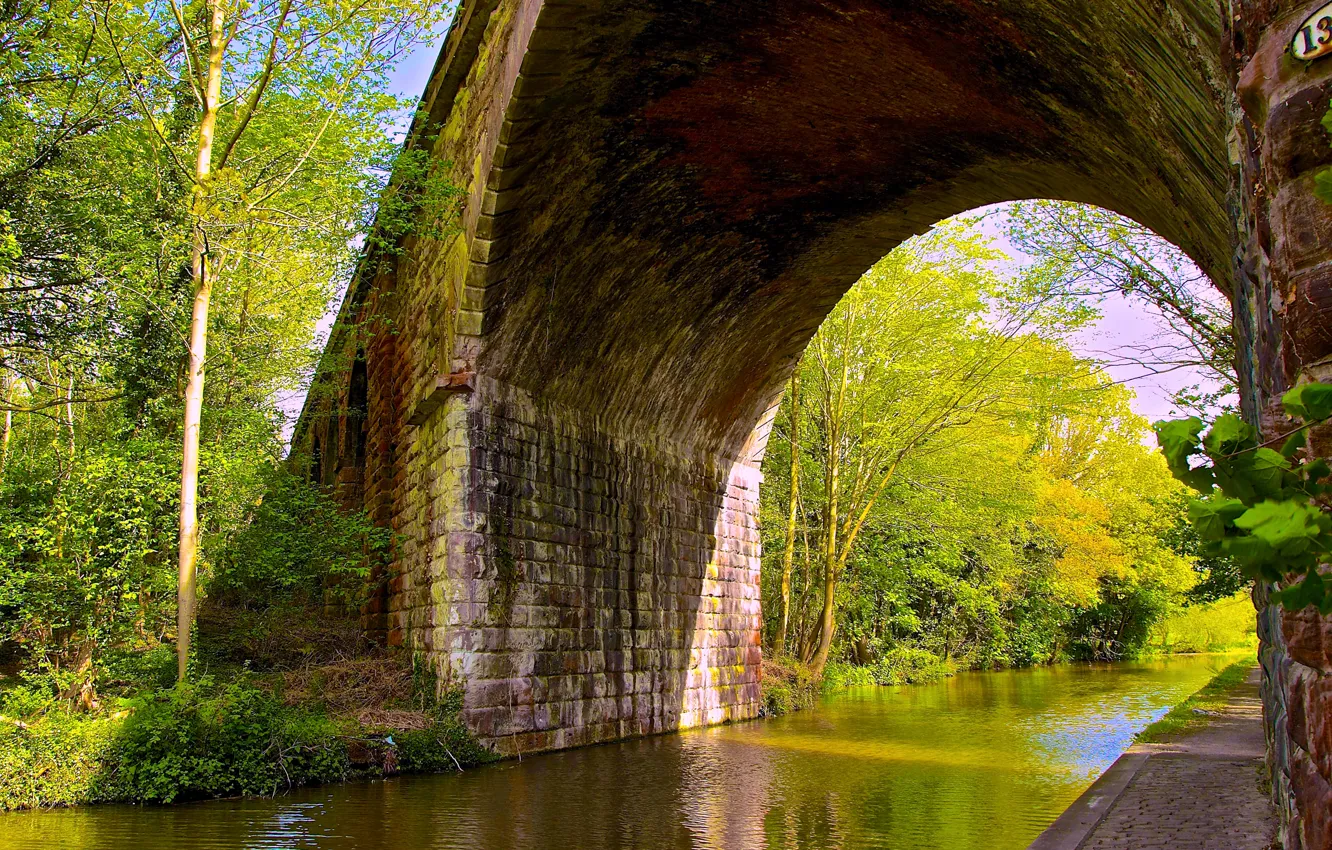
[1135,659,1253,743]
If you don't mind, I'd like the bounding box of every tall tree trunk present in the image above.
[809,329,850,675]
[809,418,842,673]
[64,373,75,464]
[774,366,800,657]
[1,366,12,476]
[177,8,226,683]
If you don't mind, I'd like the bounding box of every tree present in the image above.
[91,0,451,679]
[773,362,800,657]
[1002,200,1236,416]
[790,224,1093,673]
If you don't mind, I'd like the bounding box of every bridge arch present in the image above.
[302,0,1332,800]
[458,0,1230,465]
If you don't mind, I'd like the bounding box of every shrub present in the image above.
[822,660,875,689]
[822,648,956,690]
[869,647,954,685]
[0,434,179,698]
[104,678,348,803]
[0,711,117,809]
[760,655,821,716]
[211,467,390,611]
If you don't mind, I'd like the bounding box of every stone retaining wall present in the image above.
[1229,2,1332,846]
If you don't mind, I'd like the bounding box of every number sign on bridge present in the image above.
[1292,3,1332,61]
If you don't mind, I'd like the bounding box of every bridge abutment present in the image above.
[387,380,762,754]
[1230,3,1332,846]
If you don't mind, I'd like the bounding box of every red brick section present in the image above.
[1231,3,1332,847]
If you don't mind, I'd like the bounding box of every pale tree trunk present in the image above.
[774,365,800,657]
[809,334,849,675]
[64,374,75,464]
[177,7,226,682]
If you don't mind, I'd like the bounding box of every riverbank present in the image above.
[0,608,495,811]
[0,654,1236,849]
[1027,664,1277,850]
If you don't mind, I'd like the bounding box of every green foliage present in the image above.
[0,0,456,698]
[759,656,822,717]
[1003,200,1235,417]
[1064,578,1169,662]
[395,685,499,772]
[106,678,348,803]
[0,710,119,810]
[1,664,498,810]
[1154,385,1332,614]
[0,422,179,694]
[211,467,391,611]
[863,648,955,686]
[1155,489,1247,605]
[1151,592,1257,653]
[762,221,1203,680]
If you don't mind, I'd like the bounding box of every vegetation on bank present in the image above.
[758,221,1254,687]
[0,0,492,812]
[0,611,495,811]
[1134,660,1253,743]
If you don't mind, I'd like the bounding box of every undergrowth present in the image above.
[0,606,496,811]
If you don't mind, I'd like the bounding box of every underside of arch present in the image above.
[297,0,1237,759]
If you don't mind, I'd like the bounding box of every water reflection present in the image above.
[0,654,1242,850]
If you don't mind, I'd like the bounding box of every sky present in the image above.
[285,31,1220,437]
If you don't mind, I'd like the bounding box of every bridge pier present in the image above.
[390,379,762,753]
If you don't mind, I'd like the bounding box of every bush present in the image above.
[104,678,348,803]
[0,433,179,697]
[822,660,875,689]
[759,655,822,717]
[868,647,954,685]
[0,683,55,718]
[211,467,391,611]
[823,647,955,690]
[0,711,117,809]
[401,684,496,768]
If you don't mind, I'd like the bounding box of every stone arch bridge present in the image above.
[295,0,1332,843]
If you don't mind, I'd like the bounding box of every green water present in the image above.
[0,654,1246,849]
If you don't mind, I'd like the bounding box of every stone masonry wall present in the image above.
[1229,2,1332,847]
[399,380,762,755]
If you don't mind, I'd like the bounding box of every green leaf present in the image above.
[1154,417,1205,481]
[1274,570,1325,612]
[1305,458,1331,485]
[1233,500,1329,561]
[1187,497,1245,541]
[1282,383,1332,423]
[1202,414,1257,457]
[1249,448,1294,499]
[1317,168,1332,207]
[1281,428,1306,459]
[1223,535,1272,577]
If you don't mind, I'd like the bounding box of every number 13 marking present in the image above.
[1293,4,1332,61]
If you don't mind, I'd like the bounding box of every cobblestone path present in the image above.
[1030,667,1279,850]
[1078,754,1275,849]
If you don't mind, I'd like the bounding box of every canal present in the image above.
[0,654,1244,849]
